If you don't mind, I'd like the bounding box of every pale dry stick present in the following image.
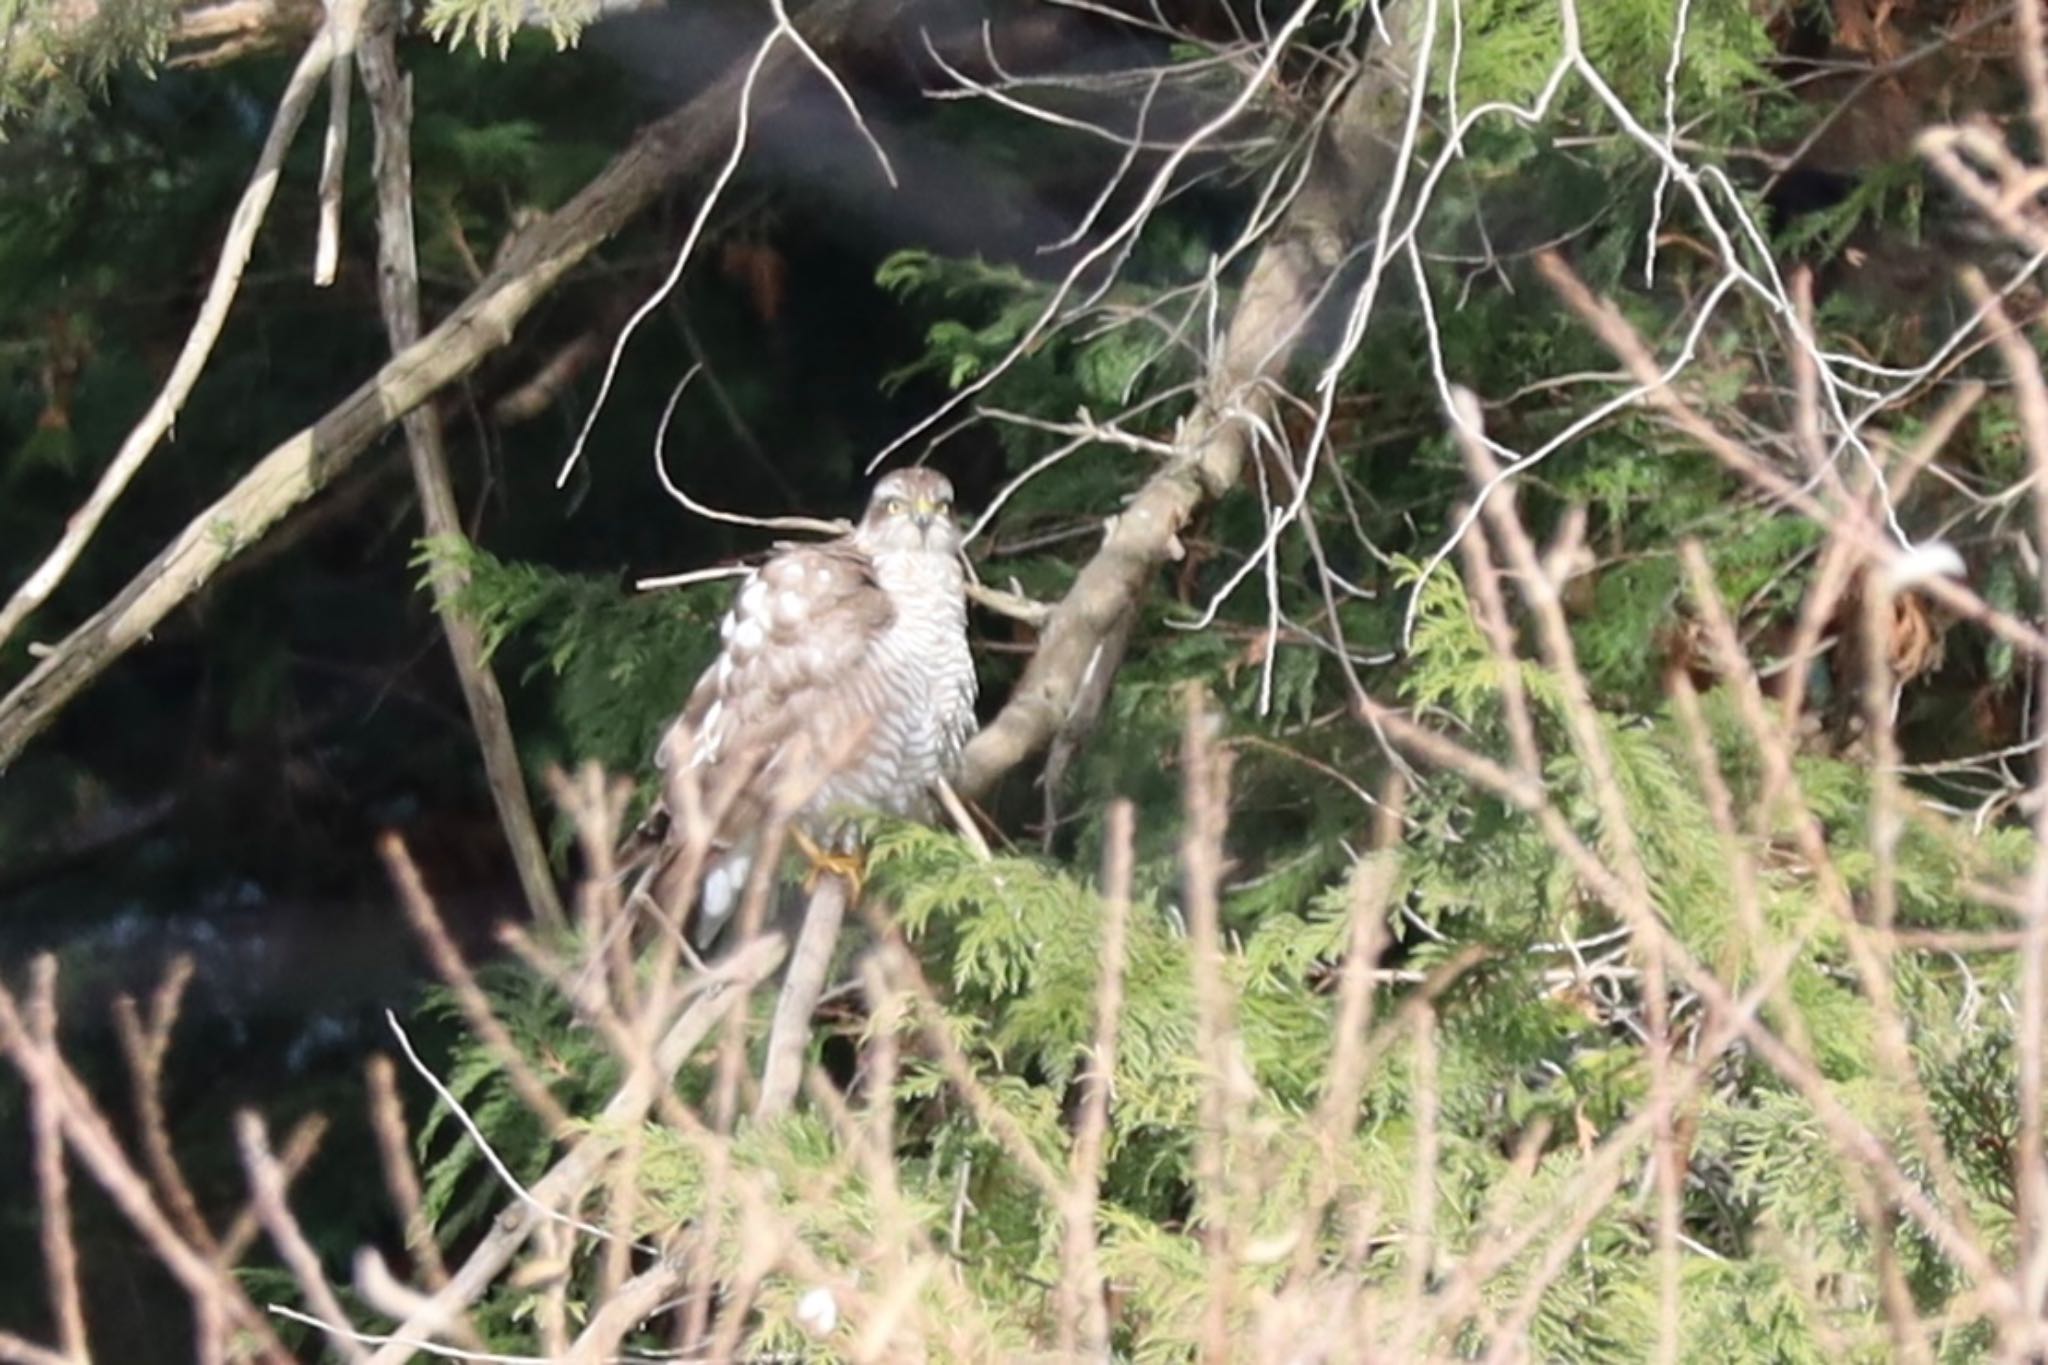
[1642,0,1695,289]
[869,932,1067,1199]
[1534,252,2048,668]
[698,1230,785,1365]
[593,1069,925,1359]
[555,19,783,491]
[363,934,786,1365]
[1404,1009,1441,1305]
[1061,797,1135,1358]
[1666,674,1814,1052]
[1770,532,1861,741]
[0,1335,74,1365]
[0,1334,72,1365]
[1920,127,2048,262]
[0,0,896,770]
[1287,786,1402,1287]
[0,13,339,655]
[1416,943,1812,1363]
[852,1260,940,1364]
[1675,540,1985,1283]
[817,964,926,1357]
[867,0,1336,479]
[573,1237,685,1365]
[799,1066,998,1362]
[276,1305,680,1365]
[546,765,640,1031]
[963,385,1195,545]
[495,926,694,1142]
[312,0,365,286]
[932,773,995,861]
[238,1109,370,1365]
[635,565,756,591]
[757,875,854,1120]
[1349,691,2017,1314]
[1184,7,1446,645]
[528,1216,571,1360]
[0,968,295,1364]
[1453,521,1540,781]
[366,1054,453,1293]
[1396,267,1747,649]
[1885,381,1985,519]
[1181,692,1241,1362]
[792,970,1025,1358]
[1964,267,2048,1328]
[352,1249,479,1350]
[650,366,850,539]
[26,961,85,1365]
[683,796,801,1351]
[378,832,574,1137]
[217,1115,328,1271]
[2014,0,2048,164]
[1449,388,1683,1358]
[1554,11,1912,506]
[555,0,907,491]
[763,0,896,188]
[109,957,217,1256]
[743,733,874,1121]
[360,14,565,932]
[598,1091,650,1307]
[1787,271,1858,513]
[383,1009,640,1252]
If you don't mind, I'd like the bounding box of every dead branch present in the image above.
[755,873,853,1120]
[361,8,565,932]
[0,962,296,1364]
[377,832,573,1135]
[0,0,900,773]
[954,23,1410,800]
[312,0,364,287]
[363,932,785,1364]
[25,961,85,1364]
[0,11,341,656]
[237,1110,370,1365]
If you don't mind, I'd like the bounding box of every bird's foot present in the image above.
[790,828,865,901]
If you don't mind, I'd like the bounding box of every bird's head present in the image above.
[856,468,963,556]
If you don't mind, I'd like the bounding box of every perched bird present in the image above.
[635,468,977,943]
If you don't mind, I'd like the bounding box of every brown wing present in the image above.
[653,538,894,838]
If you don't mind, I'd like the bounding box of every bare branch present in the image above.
[756,874,853,1119]
[0,12,340,654]
[0,0,894,772]
[361,14,565,931]
[955,40,1410,797]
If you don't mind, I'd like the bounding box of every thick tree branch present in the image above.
[361,6,565,933]
[0,0,892,772]
[954,32,1411,801]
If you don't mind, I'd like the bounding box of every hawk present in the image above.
[638,468,977,942]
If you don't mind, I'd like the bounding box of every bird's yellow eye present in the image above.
[935,499,952,514]
[886,498,907,516]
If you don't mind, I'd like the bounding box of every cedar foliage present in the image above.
[4,0,2046,1358]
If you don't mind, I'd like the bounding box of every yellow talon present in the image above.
[790,828,866,900]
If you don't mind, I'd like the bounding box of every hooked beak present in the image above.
[911,498,937,532]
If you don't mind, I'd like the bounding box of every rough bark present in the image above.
[0,0,889,771]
